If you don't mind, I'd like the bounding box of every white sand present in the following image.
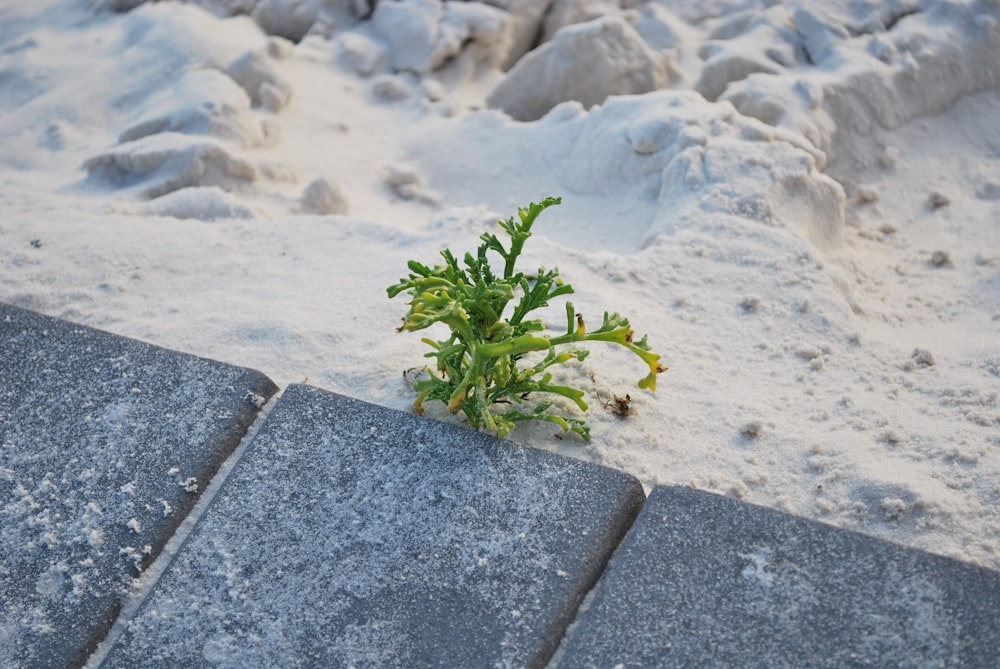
[1,0,998,570]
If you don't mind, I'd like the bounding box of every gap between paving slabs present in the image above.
[0,303,278,668]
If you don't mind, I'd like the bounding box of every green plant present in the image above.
[387,196,665,440]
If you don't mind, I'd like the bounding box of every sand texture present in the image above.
[1,0,998,573]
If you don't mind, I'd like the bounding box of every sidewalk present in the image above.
[2,303,998,668]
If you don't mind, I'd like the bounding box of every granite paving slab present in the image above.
[0,303,278,668]
[554,485,1000,668]
[101,383,646,668]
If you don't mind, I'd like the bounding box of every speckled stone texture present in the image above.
[554,485,1000,668]
[102,384,646,668]
[0,303,277,668]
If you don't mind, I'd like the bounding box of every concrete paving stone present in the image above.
[0,303,278,668]
[101,383,646,668]
[554,485,1000,668]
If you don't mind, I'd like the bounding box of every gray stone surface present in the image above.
[102,384,646,668]
[555,485,1000,668]
[0,303,277,668]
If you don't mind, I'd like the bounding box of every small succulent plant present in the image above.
[388,196,665,440]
